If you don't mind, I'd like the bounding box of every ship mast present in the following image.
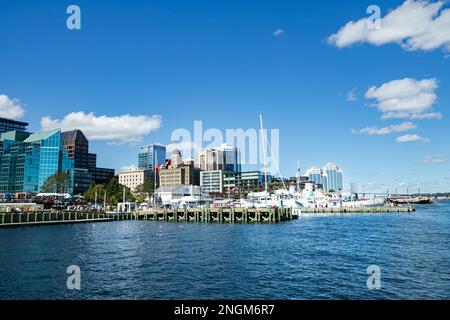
[259,113,268,194]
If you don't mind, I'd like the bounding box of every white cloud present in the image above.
[346,87,358,101]
[273,28,284,37]
[396,134,431,143]
[365,78,440,120]
[0,94,25,120]
[41,112,162,144]
[353,121,416,135]
[421,155,448,164]
[328,0,450,52]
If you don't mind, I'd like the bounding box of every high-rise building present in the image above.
[0,117,29,134]
[305,164,343,192]
[195,144,241,173]
[62,129,115,194]
[0,129,74,193]
[323,163,343,193]
[196,148,224,171]
[138,144,166,171]
[217,144,241,173]
[305,167,324,186]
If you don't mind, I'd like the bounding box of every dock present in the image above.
[0,205,414,228]
[136,207,293,223]
[0,211,135,228]
[295,205,415,214]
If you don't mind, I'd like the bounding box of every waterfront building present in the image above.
[200,170,224,195]
[138,144,166,171]
[118,168,152,192]
[219,171,272,197]
[0,129,74,194]
[62,129,115,194]
[0,117,28,134]
[155,185,202,204]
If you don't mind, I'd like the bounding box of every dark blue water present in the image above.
[0,202,449,300]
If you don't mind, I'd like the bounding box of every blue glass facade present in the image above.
[0,129,74,194]
[222,146,242,173]
[324,165,343,192]
[138,144,166,171]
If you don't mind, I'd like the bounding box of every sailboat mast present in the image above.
[259,113,268,194]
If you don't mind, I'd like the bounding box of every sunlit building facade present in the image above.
[0,129,74,193]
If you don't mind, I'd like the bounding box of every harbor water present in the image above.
[0,202,449,300]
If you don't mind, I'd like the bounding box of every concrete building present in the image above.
[0,117,28,134]
[196,148,223,171]
[159,149,200,187]
[138,144,166,171]
[195,144,241,173]
[118,169,152,192]
[159,164,200,187]
[200,170,224,195]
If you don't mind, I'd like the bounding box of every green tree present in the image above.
[84,177,135,207]
[134,180,154,204]
[41,172,71,193]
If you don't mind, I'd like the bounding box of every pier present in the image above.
[294,205,415,214]
[136,207,293,223]
[0,205,414,228]
[0,211,136,228]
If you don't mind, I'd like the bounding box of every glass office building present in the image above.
[0,129,74,194]
[323,163,343,193]
[305,167,324,186]
[138,144,166,171]
[0,117,29,134]
[218,144,241,173]
[62,129,115,194]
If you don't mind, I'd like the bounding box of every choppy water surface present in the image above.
[0,202,449,300]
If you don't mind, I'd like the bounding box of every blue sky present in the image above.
[0,0,449,192]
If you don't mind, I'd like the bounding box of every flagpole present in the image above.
[154,150,158,205]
